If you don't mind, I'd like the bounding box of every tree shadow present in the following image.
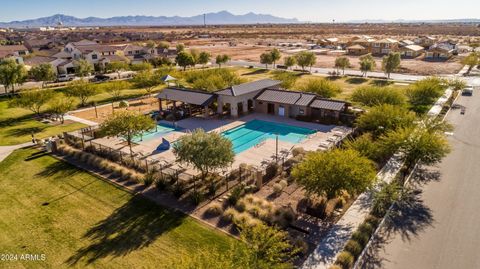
[7,125,46,137]
[346,77,368,84]
[24,150,50,161]
[359,186,434,268]
[370,80,393,87]
[241,69,269,76]
[383,187,434,242]
[411,167,441,187]
[36,161,81,178]
[326,76,341,81]
[65,195,185,266]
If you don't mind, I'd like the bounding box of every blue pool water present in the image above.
[222,119,316,154]
[132,123,176,143]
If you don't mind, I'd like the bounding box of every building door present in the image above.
[278,106,285,117]
[267,103,275,115]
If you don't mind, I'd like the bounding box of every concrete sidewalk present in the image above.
[0,142,34,163]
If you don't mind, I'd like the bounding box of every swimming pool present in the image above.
[132,123,177,143]
[222,119,316,154]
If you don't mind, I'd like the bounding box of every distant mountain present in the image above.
[0,11,299,27]
[346,18,480,23]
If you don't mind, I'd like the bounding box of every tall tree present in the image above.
[198,51,211,68]
[176,43,185,52]
[260,52,274,69]
[300,78,342,98]
[351,86,406,106]
[48,95,75,123]
[9,88,54,115]
[359,54,376,77]
[356,104,416,135]
[175,51,195,71]
[295,51,316,71]
[130,62,153,72]
[157,41,170,50]
[28,63,56,88]
[100,111,155,156]
[0,58,27,94]
[238,222,300,269]
[292,148,377,199]
[106,61,129,79]
[65,79,97,107]
[382,52,401,79]
[74,59,93,78]
[172,129,234,181]
[215,54,230,68]
[334,56,350,75]
[145,40,157,49]
[133,70,160,99]
[283,56,297,70]
[270,48,282,69]
[106,80,129,110]
[380,121,451,172]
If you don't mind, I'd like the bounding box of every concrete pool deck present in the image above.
[91,113,352,173]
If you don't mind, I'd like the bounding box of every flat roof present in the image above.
[157,88,215,106]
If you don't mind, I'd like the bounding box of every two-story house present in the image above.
[371,38,399,55]
[0,44,29,64]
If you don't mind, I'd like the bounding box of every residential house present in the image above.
[399,39,415,47]
[24,38,55,51]
[346,44,368,56]
[425,44,454,61]
[414,36,437,48]
[399,44,424,58]
[0,44,29,64]
[117,44,156,63]
[371,38,399,55]
[63,40,126,70]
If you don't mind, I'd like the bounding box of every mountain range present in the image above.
[0,11,299,27]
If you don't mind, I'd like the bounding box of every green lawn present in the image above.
[0,148,236,268]
[0,81,164,146]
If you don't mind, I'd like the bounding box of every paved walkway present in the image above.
[64,115,98,126]
[0,142,33,163]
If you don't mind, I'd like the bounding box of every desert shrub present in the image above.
[351,231,370,247]
[183,68,244,92]
[244,184,258,193]
[335,251,354,269]
[273,183,283,195]
[118,100,129,108]
[228,185,245,205]
[292,147,306,157]
[73,151,83,160]
[358,223,374,235]
[189,191,205,205]
[172,182,186,198]
[279,179,288,188]
[222,207,238,222]
[205,203,223,216]
[143,171,157,186]
[293,237,309,256]
[154,176,168,190]
[264,162,280,181]
[344,239,363,258]
[273,206,296,227]
[364,215,380,228]
[351,86,406,107]
[235,199,247,212]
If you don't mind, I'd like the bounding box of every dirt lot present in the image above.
[192,43,463,75]
[71,97,162,124]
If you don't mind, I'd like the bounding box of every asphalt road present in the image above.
[360,90,480,268]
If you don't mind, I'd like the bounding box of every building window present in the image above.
[92,54,98,60]
[299,108,305,115]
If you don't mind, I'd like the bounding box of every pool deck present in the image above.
[92,113,352,174]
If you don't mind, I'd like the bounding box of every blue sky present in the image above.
[0,0,479,22]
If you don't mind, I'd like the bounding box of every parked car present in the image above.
[90,74,110,82]
[56,74,75,82]
[462,86,474,96]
